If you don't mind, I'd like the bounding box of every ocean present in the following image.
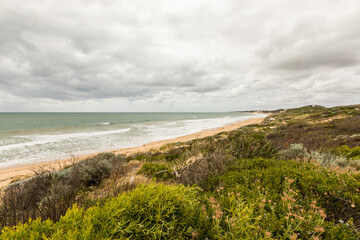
[0,112,264,168]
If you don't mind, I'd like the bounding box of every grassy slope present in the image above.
[1,104,360,239]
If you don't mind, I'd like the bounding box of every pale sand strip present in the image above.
[0,116,265,188]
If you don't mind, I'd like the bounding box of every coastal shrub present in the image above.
[1,184,210,239]
[0,171,53,228]
[2,161,360,238]
[138,140,233,188]
[130,153,149,161]
[279,144,360,170]
[202,193,263,239]
[212,178,331,239]
[69,156,112,187]
[267,123,333,151]
[0,153,125,229]
[286,105,326,115]
[208,158,360,237]
[279,143,310,161]
[185,136,225,157]
[6,181,356,240]
[331,145,360,160]
[54,152,125,187]
[178,152,231,189]
[165,147,185,161]
[267,115,360,150]
[348,159,360,170]
[138,162,173,180]
[310,151,348,167]
[130,149,183,163]
[228,133,278,159]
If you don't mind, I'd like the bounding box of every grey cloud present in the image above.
[258,12,360,71]
[0,0,359,111]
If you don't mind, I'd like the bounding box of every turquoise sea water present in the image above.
[0,112,264,168]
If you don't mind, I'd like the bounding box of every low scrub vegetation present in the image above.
[0,153,125,229]
[2,161,359,239]
[1,104,360,239]
[1,184,209,239]
[138,162,173,181]
[331,145,360,160]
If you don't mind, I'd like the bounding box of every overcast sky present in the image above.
[0,0,359,112]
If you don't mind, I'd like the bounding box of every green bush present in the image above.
[138,162,173,180]
[2,159,360,239]
[1,184,209,240]
[178,152,231,190]
[130,149,184,163]
[208,158,360,239]
[205,192,262,239]
[332,145,360,160]
[227,133,278,159]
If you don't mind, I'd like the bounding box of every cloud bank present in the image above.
[0,0,359,111]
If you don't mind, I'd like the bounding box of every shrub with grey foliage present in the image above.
[279,143,310,160]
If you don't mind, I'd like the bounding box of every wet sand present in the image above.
[0,116,265,188]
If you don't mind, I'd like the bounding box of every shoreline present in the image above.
[0,116,265,188]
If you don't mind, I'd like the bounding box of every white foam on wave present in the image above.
[0,113,266,168]
[98,122,111,125]
[0,128,131,152]
[179,115,259,131]
[131,114,265,146]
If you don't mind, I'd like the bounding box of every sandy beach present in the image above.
[0,116,265,188]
